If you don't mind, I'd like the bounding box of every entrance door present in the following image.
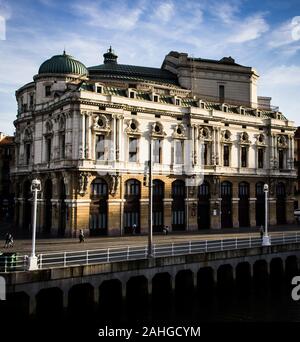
[276,182,286,224]
[153,180,164,232]
[221,181,232,228]
[238,182,249,227]
[256,182,265,227]
[198,181,210,229]
[172,180,186,231]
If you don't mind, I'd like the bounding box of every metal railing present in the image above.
[0,232,299,272]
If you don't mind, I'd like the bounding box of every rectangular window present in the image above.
[219,85,225,101]
[60,134,65,159]
[204,143,208,165]
[25,143,31,165]
[153,139,162,164]
[223,145,229,166]
[175,99,180,106]
[96,135,105,160]
[241,146,247,167]
[46,138,51,163]
[45,85,51,97]
[175,140,183,164]
[279,149,284,169]
[29,95,34,108]
[153,95,159,102]
[130,92,135,98]
[258,148,264,168]
[129,137,138,162]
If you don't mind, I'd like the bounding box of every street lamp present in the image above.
[27,178,41,270]
[262,183,271,246]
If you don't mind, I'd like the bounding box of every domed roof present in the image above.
[38,51,88,76]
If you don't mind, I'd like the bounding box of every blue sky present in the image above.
[0,0,300,134]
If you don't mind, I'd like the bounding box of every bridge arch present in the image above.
[36,287,63,319]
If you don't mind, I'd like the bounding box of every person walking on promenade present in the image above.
[79,229,85,243]
[260,225,264,240]
[4,233,13,248]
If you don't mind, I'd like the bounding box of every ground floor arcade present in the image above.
[13,172,295,237]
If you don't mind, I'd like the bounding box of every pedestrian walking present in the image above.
[132,223,137,235]
[4,233,13,248]
[79,229,85,243]
[163,225,169,235]
[260,225,264,240]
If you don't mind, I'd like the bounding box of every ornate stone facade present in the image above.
[12,48,297,237]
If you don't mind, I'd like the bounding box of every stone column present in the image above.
[80,113,85,159]
[232,198,240,228]
[118,115,124,162]
[269,198,277,225]
[286,198,295,224]
[249,198,257,227]
[185,198,198,231]
[107,199,122,236]
[210,198,221,229]
[163,198,173,232]
[140,199,149,234]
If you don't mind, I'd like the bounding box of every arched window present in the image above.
[198,181,210,197]
[153,180,165,232]
[90,178,108,235]
[239,182,249,197]
[172,180,186,231]
[125,179,140,196]
[276,182,286,197]
[91,178,108,197]
[221,181,232,197]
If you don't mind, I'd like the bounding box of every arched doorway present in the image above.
[256,182,265,227]
[124,179,141,234]
[89,178,108,236]
[153,180,164,232]
[23,180,31,232]
[276,182,286,224]
[58,179,66,237]
[172,180,186,231]
[44,179,52,234]
[198,181,210,229]
[221,181,232,228]
[238,182,249,227]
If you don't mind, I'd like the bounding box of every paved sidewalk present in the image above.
[1,224,299,255]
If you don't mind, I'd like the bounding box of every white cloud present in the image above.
[268,16,300,49]
[261,65,300,86]
[212,2,239,24]
[72,1,144,31]
[259,65,300,123]
[154,2,174,23]
[228,14,269,43]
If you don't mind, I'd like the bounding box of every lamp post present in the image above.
[148,137,153,258]
[27,178,41,270]
[262,183,271,246]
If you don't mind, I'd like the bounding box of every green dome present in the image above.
[38,51,88,76]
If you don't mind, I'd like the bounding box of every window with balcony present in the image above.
[241,146,247,167]
[25,143,31,165]
[153,139,162,164]
[96,135,105,160]
[175,140,184,164]
[129,137,138,162]
[279,149,284,169]
[223,145,230,166]
[258,148,264,168]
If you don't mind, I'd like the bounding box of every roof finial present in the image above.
[103,46,118,64]
[63,46,66,55]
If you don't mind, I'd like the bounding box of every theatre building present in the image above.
[12,47,296,237]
